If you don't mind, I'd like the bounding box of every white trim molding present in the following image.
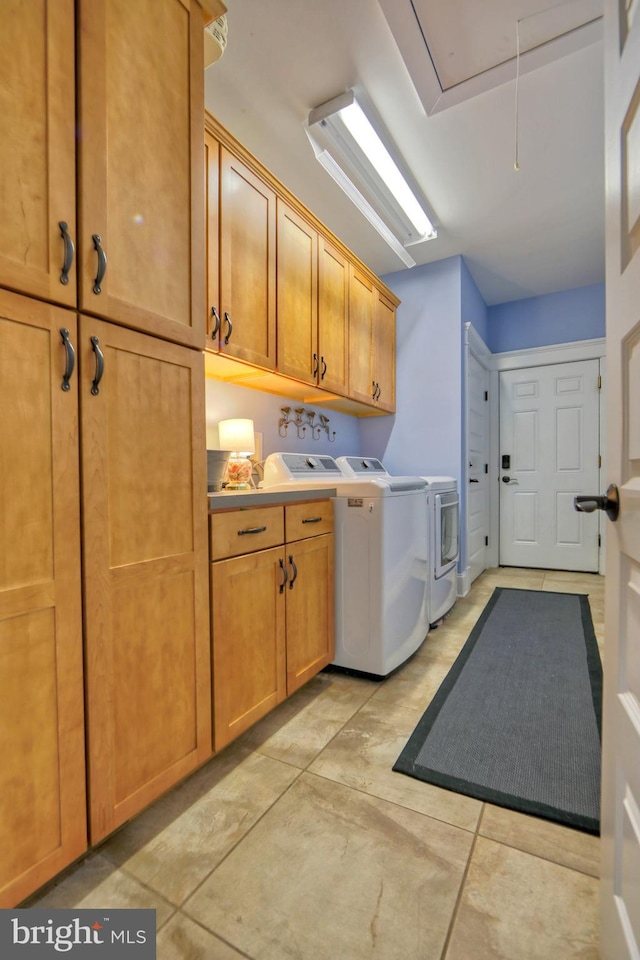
[491,337,606,371]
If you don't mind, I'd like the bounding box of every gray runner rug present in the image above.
[393,587,602,833]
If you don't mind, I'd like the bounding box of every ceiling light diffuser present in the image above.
[306,90,436,265]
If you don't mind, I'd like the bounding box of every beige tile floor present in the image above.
[27,567,604,959]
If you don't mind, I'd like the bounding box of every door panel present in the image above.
[348,267,374,404]
[285,534,335,694]
[77,0,204,346]
[0,0,76,307]
[318,238,348,395]
[0,290,86,907]
[80,315,210,842]
[211,547,287,751]
[597,5,639,950]
[276,200,318,384]
[219,148,276,368]
[499,360,600,570]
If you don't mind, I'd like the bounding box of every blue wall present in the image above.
[487,282,605,353]
[359,257,463,479]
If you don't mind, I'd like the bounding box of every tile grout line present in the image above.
[438,803,487,960]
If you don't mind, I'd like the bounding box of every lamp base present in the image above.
[224,454,253,489]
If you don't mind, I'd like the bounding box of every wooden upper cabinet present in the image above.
[0,0,77,308]
[80,316,211,842]
[318,238,349,396]
[348,265,376,405]
[373,289,396,412]
[77,0,205,348]
[276,199,318,385]
[219,147,277,369]
[0,289,86,907]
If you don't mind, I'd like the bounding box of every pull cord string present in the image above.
[514,18,521,171]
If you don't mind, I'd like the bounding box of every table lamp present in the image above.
[218,418,255,489]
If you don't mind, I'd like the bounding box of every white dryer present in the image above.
[261,453,429,678]
[422,476,459,625]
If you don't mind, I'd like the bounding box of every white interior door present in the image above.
[600,1,640,955]
[499,360,600,570]
[467,352,490,583]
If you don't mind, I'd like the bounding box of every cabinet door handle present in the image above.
[301,516,322,524]
[59,328,75,391]
[210,306,220,338]
[313,353,319,377]
[321,356,327,380]
[90,336,104,395]
[58,221,74,286]
[91,234,107,294]
[278,557,288,594]
[237,525,267,536]
[375,382,381,401]
[372,380,377,399]
[288,554,298,589]
[224,312,233,344]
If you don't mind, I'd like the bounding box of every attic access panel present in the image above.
[378,0,603,114]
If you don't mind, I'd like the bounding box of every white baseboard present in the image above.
[457,568,470,598]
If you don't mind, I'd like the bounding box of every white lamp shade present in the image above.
[218,418,255,456]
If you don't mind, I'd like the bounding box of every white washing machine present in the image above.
[261,453,429,678]
[422,476,459,626]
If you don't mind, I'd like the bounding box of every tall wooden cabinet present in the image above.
[80,318,210,842]
[0,0,212,902]
[0,291,87,909]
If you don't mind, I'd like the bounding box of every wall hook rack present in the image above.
[278,406,336,442]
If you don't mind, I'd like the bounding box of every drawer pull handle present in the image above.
[224,312,233,344]
[210,306,220,338]
[301,516,322,524]
[288,554,298,589]
[91,234,107,294]
[279,557,288,593]
[237,525,267,536]
[60,328,75,391]
[90,336,104,395]
[58,221,74,285]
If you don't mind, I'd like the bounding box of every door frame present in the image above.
[490,336,606,574]
[463,323,493,594]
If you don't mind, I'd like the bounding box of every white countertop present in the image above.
[208,487,337,511]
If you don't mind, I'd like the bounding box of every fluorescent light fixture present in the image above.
[306,90,436,264]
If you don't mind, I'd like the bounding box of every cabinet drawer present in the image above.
[210,506,284,560]
[285,500,333,540]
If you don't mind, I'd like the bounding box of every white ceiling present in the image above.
[204,0,605,306]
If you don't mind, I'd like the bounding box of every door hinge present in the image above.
[597,375,602,389]
[484,391,489,401]
[598,454,602,468]
[484,464,488,473]
[598,534,601,547]
[485,536,489,546]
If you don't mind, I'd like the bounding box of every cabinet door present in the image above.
[80,316,211,843]
[205,131,221,352]
[276,200,318,384]
[318,238,349,395]
[348,266,375,405]
[285,534,335,695]
[0,290,86,907]
[373,290,396,412]
[211,547,287,750]
[77,0,205,348]
[0,0,76,308]
[219,148,277,369]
